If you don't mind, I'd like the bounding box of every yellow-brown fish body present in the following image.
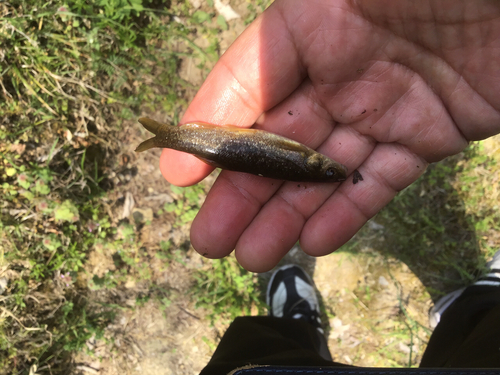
[136,118,348,183]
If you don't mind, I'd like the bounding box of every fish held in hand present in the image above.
[135,117,348,183]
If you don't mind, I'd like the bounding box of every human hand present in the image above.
[159,0,500,272]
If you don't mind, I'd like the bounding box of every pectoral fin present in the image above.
[275,138,310,153]
[194,155,224,168]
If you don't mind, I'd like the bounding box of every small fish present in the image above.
[135,117,348,182]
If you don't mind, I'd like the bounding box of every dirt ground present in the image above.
[77,243,431,373]
[75,2,434,373]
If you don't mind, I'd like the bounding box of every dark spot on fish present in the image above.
[288,111,293,115]
[297,184,300,188]
[202,252,208,256]
[353,169,364,184]
[361,109,366,115]
[374,108,378,112]
[417,165,420,168]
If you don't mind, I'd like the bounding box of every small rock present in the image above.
[125,279,137,289]
[398,342,418,355]
[189,0,201,9]
[132,208,153,224]
[214,0,240,21]
[378,276,390,287]
[125,298,136,307]
[122,192,135,219]
[343,355,353,365]
[329,317,350,339]
[0,277,7,295]
[368,220,385,231]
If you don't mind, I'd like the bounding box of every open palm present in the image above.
[158,0,500,272]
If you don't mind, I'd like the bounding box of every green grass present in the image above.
[336,139,500,366]
[0,0,227,373]
[343,141,500,300]
[192,255,266,325]
[163,184,207,227]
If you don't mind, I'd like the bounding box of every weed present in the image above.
[244,0,273,24]
[369,143,499,296]
[336,139,500,365]
[163,184,206,227]
[0,0,224,372]
[192,255,265,325]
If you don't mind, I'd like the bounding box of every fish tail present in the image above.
[138,117,167,135]
[136,117,174,152]
[135,137,161,152]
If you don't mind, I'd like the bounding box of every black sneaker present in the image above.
[429,249,500,328]
[266,264,324,334]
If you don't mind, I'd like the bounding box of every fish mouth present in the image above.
[337,165,348,182]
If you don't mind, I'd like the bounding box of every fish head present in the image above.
[306,153,348,182]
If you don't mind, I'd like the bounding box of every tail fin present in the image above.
[138,117,165,134]
[136,117,170,152]
[135,137,160,152]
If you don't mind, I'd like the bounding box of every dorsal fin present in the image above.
[181,122,251,131]
[182,122,309,153]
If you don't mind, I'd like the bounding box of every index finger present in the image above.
[160,3,306,186]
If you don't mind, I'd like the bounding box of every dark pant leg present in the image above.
[420,285,500,367]
[200,316,342,375]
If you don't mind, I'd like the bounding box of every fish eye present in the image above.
[326,168,336,177]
